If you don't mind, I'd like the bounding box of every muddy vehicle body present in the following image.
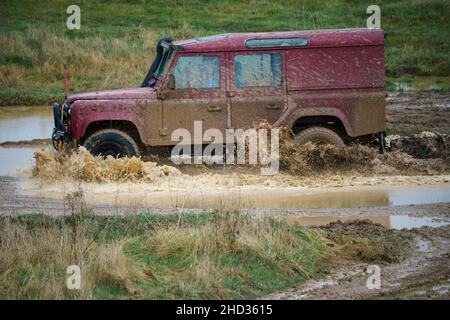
[53,28,386,157]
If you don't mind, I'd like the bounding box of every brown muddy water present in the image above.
[101,184,449,209]
[28,182,450,210]
[0,106,53,143]
[0,106,52,176]
[94,184,450,209]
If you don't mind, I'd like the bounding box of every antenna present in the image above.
[64,62,68,102]
[60,4,68,102]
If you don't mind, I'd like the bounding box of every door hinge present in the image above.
[159,128,168,136]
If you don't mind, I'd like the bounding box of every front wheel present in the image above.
[83,129,140,158]
[295,127,345,146]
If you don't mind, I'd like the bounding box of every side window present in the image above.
[235,53,282,88]
[172,55,220,89]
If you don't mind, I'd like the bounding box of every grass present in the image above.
[0,193,414,299]
[0,207,331,299]
[0,0,449,105]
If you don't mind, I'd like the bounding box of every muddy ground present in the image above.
[387,93,450,135]
[0,92,449,299]
[264,224,450,300]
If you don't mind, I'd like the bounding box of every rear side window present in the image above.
[172,55,220,89]
[235,53,282,88]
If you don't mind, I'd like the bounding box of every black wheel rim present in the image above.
[94,142,127,158]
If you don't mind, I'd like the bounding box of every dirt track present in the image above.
[263,225,450,300]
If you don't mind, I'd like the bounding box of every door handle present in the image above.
[207,106,222,112]
[266,104,281,110]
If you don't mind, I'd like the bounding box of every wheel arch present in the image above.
[277,108,354,137]
[80,120,143,147]
[292,115,347,136]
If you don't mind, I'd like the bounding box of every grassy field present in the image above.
[0,0,449,105]
[0,203,412,299]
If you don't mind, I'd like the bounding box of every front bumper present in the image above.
[52,103,71,151]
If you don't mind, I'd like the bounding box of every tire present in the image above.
[295,127,345,146]
[83,129,140,158]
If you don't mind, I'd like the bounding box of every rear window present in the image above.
[172,55,220,89]
[235,53,282,88]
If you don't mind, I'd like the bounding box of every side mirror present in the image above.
[166,74,176,90]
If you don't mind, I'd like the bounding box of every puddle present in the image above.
[388,185,450,206]
[432,283,450,295]
[390,76,450,94]
[389,215,450,229]
[23,180,450,210]
[287,215,450,230]
[0,147,41,176]
[73,183,450,209]
[0,106,51,175]
[416,239,432,252]
[0,106,52,143]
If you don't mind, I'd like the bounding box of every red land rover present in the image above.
[52,28,386,157]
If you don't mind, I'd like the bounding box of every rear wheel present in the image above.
[295,127,345,146]
[83,129,140,158]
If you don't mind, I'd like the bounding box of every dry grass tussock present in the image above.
[0,192,141,299]
[139,211,330,298]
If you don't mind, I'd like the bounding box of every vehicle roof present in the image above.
[173,28,384,52]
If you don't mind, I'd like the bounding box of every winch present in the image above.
[52,102,71,151]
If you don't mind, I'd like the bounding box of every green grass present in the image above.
[0,211,331,299]
[0,211,414,299]
[0,0,449,105]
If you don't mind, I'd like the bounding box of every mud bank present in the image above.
[263,224,450,300]
[388,131,450,160]
[386,93,450,135]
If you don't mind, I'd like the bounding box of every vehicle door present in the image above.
[228,50,287,129]
[161,52,227,144]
